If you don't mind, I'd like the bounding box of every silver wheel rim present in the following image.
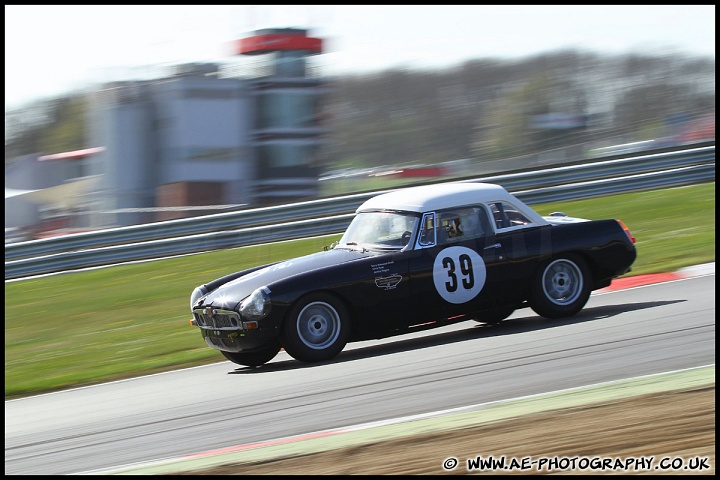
[296,301,341,350]
[542,259,583,306]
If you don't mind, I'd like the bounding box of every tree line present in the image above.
[5,49,715,168]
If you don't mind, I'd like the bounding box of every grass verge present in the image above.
[4,183,715,399]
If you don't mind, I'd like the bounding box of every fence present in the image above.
[5,145,715,280]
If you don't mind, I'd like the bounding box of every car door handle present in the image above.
[484,243,502,250]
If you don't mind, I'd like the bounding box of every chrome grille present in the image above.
[193,308,242,330]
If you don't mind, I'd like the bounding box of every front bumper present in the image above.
[200,327,277,352]
[191,307,278,352]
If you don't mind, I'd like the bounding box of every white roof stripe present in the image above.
[357,182,549,226]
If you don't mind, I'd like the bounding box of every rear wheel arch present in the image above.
[575,251,602,284]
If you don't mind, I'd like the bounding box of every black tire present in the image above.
[282,293,351,363]
[474,306,515,325]
[530,254,591,319]
[221,342,280,368]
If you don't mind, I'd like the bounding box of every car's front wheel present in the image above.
[530,255,591,319]
[282,293,351,363]
[221,342,280,368]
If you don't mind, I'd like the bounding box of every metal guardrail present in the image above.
[5,145,714,262]
[5,145,715,280]
[4,193,373,262]
[514,164,715,204]
[5,215,356,280]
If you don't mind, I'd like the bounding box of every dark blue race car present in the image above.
[190,182,637,367]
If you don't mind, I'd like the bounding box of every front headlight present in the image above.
[190,285,208,311]
[239,287,271,320]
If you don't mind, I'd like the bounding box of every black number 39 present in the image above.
[442,254,474,292]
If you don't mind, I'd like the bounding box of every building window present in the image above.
[257,143,320,169]
[256,91,319,129]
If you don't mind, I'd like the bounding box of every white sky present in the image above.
[4,5,716,111]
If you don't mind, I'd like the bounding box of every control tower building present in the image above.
[85,27,330,227]
[234,28,329,204]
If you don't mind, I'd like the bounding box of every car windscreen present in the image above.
[337,211,419,250]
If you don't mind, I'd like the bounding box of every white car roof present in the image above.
[357,182,547,225]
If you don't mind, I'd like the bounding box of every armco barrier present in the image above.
[513,164,715,204]
[5,215,355,280]
[4,146,715,280]
[5,145,714,262]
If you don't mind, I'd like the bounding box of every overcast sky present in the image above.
[4,5,716,111]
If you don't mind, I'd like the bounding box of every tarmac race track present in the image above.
[4,264,715,475]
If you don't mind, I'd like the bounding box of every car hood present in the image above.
[200,248,374,308]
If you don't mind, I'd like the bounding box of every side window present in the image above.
[417,212,436,247]
[488,201,533,230]
[437,206,490,244]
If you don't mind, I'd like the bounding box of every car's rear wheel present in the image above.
[474,306,515,325]
[221,342,280,368]
[282,293,351,363]
[530,254,591,319]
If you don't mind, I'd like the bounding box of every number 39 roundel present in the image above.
[432,246,487,304]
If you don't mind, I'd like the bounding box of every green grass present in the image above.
[4,183,715,399]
